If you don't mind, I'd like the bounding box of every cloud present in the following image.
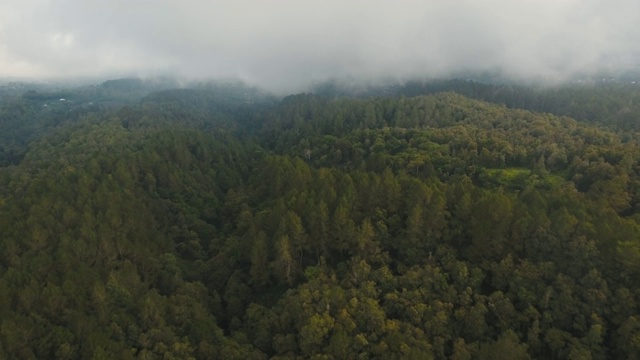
[1,0,639,91]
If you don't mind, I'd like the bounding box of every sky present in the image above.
[1,0,639,91]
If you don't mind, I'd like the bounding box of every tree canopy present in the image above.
[1,78,640,358]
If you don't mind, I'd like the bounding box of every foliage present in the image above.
[1,78,640,358]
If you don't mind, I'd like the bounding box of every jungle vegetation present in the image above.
[1,78,640,359]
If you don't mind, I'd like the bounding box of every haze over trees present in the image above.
[1,78,640,359]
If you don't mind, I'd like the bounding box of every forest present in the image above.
[1,78,640,359]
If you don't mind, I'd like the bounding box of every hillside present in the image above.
[1,81,640,359]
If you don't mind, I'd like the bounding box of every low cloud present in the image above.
[1,0,639,91]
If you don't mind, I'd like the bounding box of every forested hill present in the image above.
[314,79,640,132]
[1,82,640,359]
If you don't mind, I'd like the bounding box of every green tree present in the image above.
[250,232,270,288]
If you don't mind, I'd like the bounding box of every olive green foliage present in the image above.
[1,80,640,359]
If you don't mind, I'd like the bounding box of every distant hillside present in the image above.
[313,78,640,131]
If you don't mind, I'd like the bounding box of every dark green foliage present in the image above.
[1,78,640,358]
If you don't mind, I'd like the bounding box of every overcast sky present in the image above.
[1,0,639,91]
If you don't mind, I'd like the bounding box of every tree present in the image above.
[274,235,294,285]
[250,232,270,288]
[468,191,513,261]
[477,330,530,360]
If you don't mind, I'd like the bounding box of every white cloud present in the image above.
[0,0,639,89]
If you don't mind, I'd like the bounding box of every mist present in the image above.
[1,0,639,92]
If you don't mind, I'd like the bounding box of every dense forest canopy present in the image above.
[1,78,640,359]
